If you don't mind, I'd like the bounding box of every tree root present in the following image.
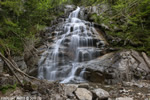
[0,52,40,86]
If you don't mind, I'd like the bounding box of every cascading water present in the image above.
[38,7,106,83]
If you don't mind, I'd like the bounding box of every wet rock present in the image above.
[116,97,133,100]
[28,67,38,77]
[79,7,88,20]
[63,37,71,42]
[75,88,92,100]
[37,45,48,53]
[83,68,105,83]
[47,37,54,42]
[92,88,110,100]
[77,50,90,62]
[64,5,76,16]
[76,47,103,62]
[97,41,105,47]
[63,42,70,47]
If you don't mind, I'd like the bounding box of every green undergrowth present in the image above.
[88,0,150,55]
[0,84,17,94]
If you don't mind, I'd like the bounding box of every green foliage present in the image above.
[0,0,67,55]
[0,0,150,55]
[67,0,114,6]
[0,0,23,16]
[87,0,150,55]
[66,0,98,6]
[0,84,17,94]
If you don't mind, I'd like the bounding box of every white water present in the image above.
[38,7,105,83]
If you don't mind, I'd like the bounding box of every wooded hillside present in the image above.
[0,0,150,55]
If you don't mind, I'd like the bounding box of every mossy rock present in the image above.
[24,82,38,91]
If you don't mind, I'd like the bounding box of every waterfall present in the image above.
[38,7,105,83]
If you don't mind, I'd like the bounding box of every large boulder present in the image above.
[79,50,150,84]
[64,84,78,96]
[75,88,92,100]
[92,88,110,100]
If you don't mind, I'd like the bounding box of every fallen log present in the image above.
[0,53,40,85]
[0,53,23,86]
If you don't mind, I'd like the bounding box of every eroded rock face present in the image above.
[78,50,150,84]
[78,4,110,21]
[14,56,27,72]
